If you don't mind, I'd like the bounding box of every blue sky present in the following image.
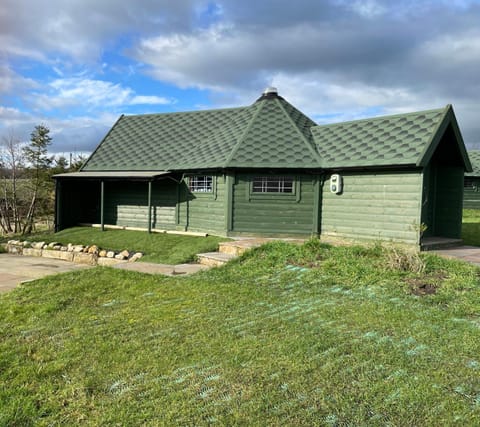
[2,0,480,155]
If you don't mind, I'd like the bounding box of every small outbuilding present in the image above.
[464,150,480,209]
[54,88,472,248]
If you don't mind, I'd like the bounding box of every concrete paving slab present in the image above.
[112,261,208,276]
[0,254,91,294]
[434,245,480,266]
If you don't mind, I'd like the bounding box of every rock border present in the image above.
[5,240,143,266]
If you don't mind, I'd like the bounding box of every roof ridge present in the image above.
[223,101,264,167]
[275,98,322,165]
[313,106,447,129]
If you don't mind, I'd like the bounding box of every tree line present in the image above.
[1,125,85,235]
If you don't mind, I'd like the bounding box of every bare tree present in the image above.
[0,129,24,234]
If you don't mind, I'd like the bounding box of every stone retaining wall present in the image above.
[5,240,143,266]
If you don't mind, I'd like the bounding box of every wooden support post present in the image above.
[147,180,152,233]
[225,173,233,233]
[100,180,105,231]
[54,179,61,232]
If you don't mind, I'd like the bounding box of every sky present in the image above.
[1,0,480,156]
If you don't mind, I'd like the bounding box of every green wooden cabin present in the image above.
[54,88,472,247]
[464,151,480,209]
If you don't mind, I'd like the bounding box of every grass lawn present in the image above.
[1,240,480,425]
[23,226,228,264]
[462,209,480,246]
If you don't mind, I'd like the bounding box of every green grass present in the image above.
[463,209,480,246]
[1,240,480,425]
[23,227,228,264]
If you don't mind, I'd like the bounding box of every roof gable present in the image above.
[311,105,471,171]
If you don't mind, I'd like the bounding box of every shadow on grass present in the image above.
[462,222,480,246]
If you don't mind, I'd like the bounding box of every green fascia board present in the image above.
[416,104,472,171]
[465,150,480,176]
[311,106,461,169]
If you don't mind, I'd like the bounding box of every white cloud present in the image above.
[130,95,174,105]
[0,0,200,62]
[0,63,39,95]
[418,30,480,66]
[0,106,118,153]
[30,77,175,111]
[335,0,386,18]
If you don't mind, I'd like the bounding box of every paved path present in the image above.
[0,254,91,293]
[433,245,480,266]
[0,253,209,294]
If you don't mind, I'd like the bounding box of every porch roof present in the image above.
[53,171,170,179]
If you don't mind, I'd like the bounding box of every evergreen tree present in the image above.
[22,125,53,234]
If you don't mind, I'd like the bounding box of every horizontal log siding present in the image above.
[232,174,315,235]
[321,171,422,244]
[464,188,480,209]
[179,175,226,235]
[464,179,480,209]
[104,181,176,229]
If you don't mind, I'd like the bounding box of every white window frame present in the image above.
[189,175,213,193]
[252,176,294,194]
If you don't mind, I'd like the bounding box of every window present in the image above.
[252,176,294,193]
[189,175,213,193]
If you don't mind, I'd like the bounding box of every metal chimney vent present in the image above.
[263,87,278,95]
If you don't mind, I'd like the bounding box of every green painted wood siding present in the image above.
[104,181,177,229]
[464,188,480,209]
[464,178,480,209]
[321,171,423,244]
[232,173,316,235]
[178,175,227,234]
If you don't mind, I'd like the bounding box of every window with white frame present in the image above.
[189,175,213,193]
[252,176,294,193]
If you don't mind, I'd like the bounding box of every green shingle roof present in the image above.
[82,93,319,171]
[311,106,450,168]
[81,91,470,173]
[466,151,480,177]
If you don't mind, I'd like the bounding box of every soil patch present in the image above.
[406,271,447,296]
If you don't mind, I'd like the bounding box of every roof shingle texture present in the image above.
[466,151,480,177]
[82,96,319,171]
[82,94,456,172]
[311,108,447,168]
